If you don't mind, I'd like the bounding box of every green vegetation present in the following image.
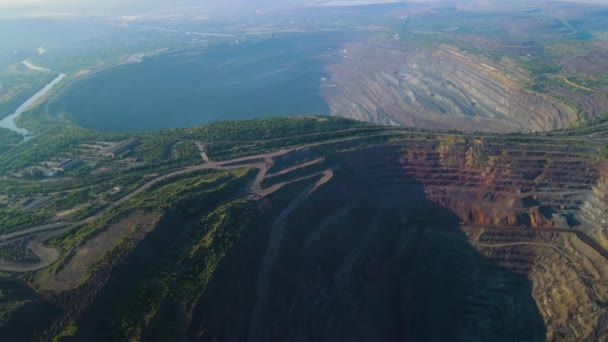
[184,116,368,141]
[172,200,258,300]
[0,113,368,177]
[128,168,254,216]
[0,128,21,146]
[49,168,254,251]
[47,188,96,212]
[51,323,78,342]
[0,68,55,120]
[0,239,40,263]
[548,112,608,137]
[110,199,259,340]
[171,141,200,162]
[0,113,377,249]
[0,114,126,175]
[1,5,608,341]
[50,220,109,252]
[0,208,49,234]
[203,126,386,161]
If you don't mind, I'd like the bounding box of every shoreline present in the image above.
[0,73,67,141]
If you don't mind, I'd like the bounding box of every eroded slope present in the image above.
[0,122,607,341]
[323,42,578,132]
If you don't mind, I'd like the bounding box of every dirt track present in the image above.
[0,241,60,272]
[248,170,333,342]
[1,128,606,272]
[0,131,394,246]
[0,137,343,272]
[463,225,608,262]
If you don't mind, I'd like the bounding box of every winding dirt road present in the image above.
[0,131,393,245]
[1,129,606,272]
[0,138,344,272]
[0,241,60,272]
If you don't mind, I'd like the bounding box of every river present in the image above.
[0,73,66,141]
[21,60,51,72]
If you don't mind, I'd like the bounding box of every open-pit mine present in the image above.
[323,42,580,132]
[1,119,607,341]
[2,1,608,341]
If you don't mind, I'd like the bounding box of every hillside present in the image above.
[0,116,606,341]
[323,42,580,132]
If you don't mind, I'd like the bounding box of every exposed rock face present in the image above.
[198,147,549,341]
[550,88,608,120]
[562,50,608,76]
[397,136,608,242]
[322,42,578,132]
[3,139,607,341]
[191,144,607,341]
[466,227,608,342]
[579,167,608,247]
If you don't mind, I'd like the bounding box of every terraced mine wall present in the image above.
[323,42,578,132]
[192,143,607,341]
[393,137,608,246]
[189,149,548,341]
[1,133,606,341]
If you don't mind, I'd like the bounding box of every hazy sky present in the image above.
[0,0,299,9]
[0,0,399,10]
[0,0,323,16]
[0,0,266,17]
[0,0,200,9]
[0,0,401,17]
[1,0,606,16]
